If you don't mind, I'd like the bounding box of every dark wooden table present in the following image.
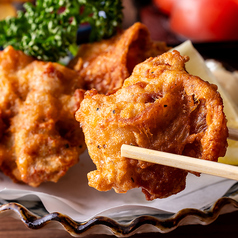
[1,210,238,237]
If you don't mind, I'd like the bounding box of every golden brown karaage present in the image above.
[68,22,169,94]
[76,50,228,200]
[0,46,86,187]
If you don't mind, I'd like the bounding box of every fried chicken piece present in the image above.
[76,50,228,200]
[68,22,169,94]
[0,46,86,187]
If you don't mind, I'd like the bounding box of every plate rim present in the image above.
[1,194,238,237]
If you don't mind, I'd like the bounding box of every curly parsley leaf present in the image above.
[0,0,123,62]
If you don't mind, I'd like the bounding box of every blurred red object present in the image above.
[153,0,238,42]
[153,0,176,14]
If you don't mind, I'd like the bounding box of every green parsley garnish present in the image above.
[0,0,123,62]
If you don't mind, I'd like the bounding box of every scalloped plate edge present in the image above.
[1,197,238,237]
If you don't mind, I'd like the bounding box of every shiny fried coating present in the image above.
[68,22,169,94]
[0,46,86,187]
[76,50,228,200]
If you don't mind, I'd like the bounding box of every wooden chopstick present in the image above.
[121,144,238,181]
[121,127,238,180]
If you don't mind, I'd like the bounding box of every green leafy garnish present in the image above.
[0,0,123,62]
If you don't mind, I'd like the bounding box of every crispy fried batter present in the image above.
[76,50,228,200]
[68,22,169,94]
[0,46,86,187]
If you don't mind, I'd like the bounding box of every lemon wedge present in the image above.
[172,41,238,165]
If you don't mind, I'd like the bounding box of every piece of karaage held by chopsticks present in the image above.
[68,22,169,94]
[76,50,228,201]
